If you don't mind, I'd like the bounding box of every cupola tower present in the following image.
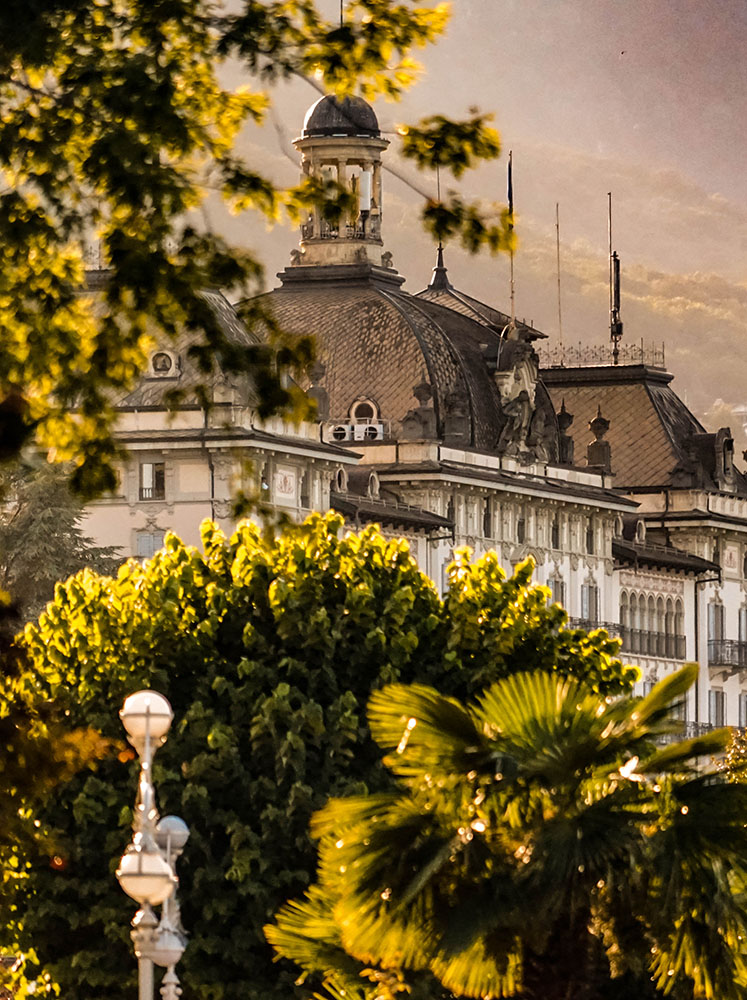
[292,95,388,267]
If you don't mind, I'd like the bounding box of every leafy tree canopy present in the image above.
[0,0,512,495]
[269,666,747,1000]
[3,514,633,999]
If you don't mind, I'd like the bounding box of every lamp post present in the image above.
[116,690,189,1000]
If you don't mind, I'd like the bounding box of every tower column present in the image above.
[337,160,348,232]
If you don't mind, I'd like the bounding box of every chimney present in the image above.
[587,406,612,473]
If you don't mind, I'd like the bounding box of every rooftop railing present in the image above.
[538,340,666,370]
[301,217,381,241]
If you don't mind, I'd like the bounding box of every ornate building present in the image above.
[84,93,747,729]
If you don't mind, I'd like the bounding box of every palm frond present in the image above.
[431,934,523,999]
[266,883,368,993]
[368,683,494,781]
[641,728,731,773]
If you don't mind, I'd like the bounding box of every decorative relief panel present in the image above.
[273,467,298,507]
[724,544,739,573]
[618,570,684,596]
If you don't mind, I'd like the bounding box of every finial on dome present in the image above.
[428,243,451,290]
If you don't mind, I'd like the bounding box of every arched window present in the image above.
[646,596,656,653]
[517,514,526,544]
[664,598,674,655]
[675,599,685,659]
[629,593,640,653]
[331,467,347,493]
[620,591,629,630]
[656,597,665,654]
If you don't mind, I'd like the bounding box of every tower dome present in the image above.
[292,94,388,267]
[302,95,380,138]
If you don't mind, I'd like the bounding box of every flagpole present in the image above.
[508,150,515,331]
[556,202,563,355]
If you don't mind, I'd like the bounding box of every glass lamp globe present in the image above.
[120,690,173,742]
[156,816,190,854]
[116,845,176,905]
[151,927,186,968]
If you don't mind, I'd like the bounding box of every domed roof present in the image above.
[302,95,380,138]
[258,270,515,452]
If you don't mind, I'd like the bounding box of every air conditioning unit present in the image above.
[329,424,353,442]
[353,422,384,441]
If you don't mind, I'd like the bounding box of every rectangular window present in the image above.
[483,498,492,539]
[709,689,726,727]
[135,530,165,559]
[140,462,166,501]
[549,578,566,608]
[551,517,560,550]
[581,583,599,622]
[739,693,747,729]
[708,602,725,641]
[671,694,686,722]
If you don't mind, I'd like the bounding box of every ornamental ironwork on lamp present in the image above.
[116,690,189,1000]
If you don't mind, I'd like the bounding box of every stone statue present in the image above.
[497,389,532,455]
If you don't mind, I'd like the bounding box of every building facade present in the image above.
[84,93,747,729]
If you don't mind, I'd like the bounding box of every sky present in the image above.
[220,0,747,454]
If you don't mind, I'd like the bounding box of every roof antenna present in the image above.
[500,150,518,340]
[608,191,623,364]
[555,202,564,357]
[437,163,443,260]
[428,164,449,288]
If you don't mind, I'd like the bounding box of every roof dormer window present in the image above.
[148,350,180,379]
[350,399,378,424]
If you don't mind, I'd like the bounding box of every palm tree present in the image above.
[267,664,747,1000]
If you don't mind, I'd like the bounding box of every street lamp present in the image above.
[116,691,189,1000]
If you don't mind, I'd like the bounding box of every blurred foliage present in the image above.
[0,462,120,621]
[2,514,633,999]
[269,666,747,1000]
[718,727,747,782]
[0,0,511,495]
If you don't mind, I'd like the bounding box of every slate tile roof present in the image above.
[330,490,453,532]
[613,537,719,575]
[257,265,515,452]
[545,379,677,487]
[119,289,258,408]
[544,364,747,494]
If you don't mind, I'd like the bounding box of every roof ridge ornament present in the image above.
[428,243,451,290]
